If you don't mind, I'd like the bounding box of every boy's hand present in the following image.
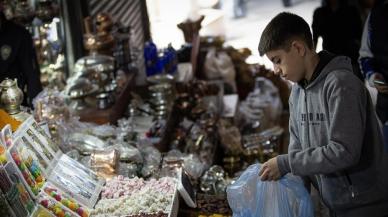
[259,157,281,181]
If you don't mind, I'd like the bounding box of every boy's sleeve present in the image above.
[285,74,366,176]
[277,94,299,176]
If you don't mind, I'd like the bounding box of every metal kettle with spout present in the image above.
[0,78,24,114]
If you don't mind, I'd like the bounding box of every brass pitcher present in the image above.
[0,78,24,114]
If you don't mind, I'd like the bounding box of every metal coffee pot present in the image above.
[0,78,24,114]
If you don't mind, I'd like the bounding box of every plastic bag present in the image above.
[32,88,69,123]
[204,48,237,92]
[140,145,161,178]
[249,77,282,123]
[236,77,283,133]
[226,164,313,217]
[183,153,206,179]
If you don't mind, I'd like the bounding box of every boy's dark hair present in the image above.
[258,12,313,56]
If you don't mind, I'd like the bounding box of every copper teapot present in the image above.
[0,78,24,114]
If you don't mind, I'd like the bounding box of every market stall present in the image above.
[0,1,291,216]
[0,63,287,217]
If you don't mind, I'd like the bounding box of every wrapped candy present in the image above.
[90,149,119,179]
[44,185,90,217]
[11,148,45,195]
[38,193,77,217]
[101,176,175,199]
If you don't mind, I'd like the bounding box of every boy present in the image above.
[257,12,388,217]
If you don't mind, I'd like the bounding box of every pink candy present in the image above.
[101,177,175,199]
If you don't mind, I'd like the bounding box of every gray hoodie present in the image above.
[277,55,388,217]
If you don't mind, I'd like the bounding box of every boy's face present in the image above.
[265,41,306,83]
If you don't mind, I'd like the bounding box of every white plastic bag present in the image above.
[237,77,283,133]
[204,48,237,92]
[227,163,313,217]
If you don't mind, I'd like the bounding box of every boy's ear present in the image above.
[291,40,306,57]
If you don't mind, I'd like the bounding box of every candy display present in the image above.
[54,163,98,192]
[0,54,289,217]
[101,176,175,199]
[14,117,58,166]
[49,172,94,205]
[9,138,46,196]
[38,193,78,217]
[26,129,55,162]
[1,124,13,148]
[92,176,177,216]
[0,166,13,193]
[48,161,103,209]
[0,145,7,165]
[31,122,60,153]
[31,205,55,217]
[14,183,35,213]
[92,190,174,216]
[6,185,32,217]
[2,161,35,215]
[44,184,90,217]
[21,136,49,171]
[58,154,103,184]
[0,193,14,217]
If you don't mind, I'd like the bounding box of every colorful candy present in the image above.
[12,152,40,194]
[11,149,45,195]
[0,146,7,165]
[39,197,75,217]
[44,187,89,217]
